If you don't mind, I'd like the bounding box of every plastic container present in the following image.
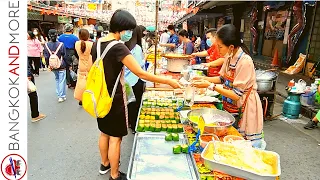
[301,91,316,106]
[201,141,281,180]
[223,135,245,143]
[200,134,219,148]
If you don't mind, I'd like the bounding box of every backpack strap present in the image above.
[111,70,122,99]
[45,43,63,56]
[96,40,121,99]
[54,43,63,55]
[98,40,119,60]
[45,43,53,56]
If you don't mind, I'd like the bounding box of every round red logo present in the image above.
[1,154,27,180]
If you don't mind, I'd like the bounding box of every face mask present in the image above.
[206,39,212,47]
[120,30,133,42]
[224,48,233,59]
[33,31,38,35]
[168,32,171,36]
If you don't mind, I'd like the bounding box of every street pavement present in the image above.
[28,70,320,180]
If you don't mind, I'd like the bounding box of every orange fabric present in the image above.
[206,44,222,77]
[74,41,93,101]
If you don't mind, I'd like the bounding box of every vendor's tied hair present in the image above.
[178,29,188,38]
[79,29,90,53]
[216,24,250,55]
[109,9,137,33]
[205,28,217,36]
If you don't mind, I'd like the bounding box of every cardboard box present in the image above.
[305,62,314,77]
[262,40,273,57]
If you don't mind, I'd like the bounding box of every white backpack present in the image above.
[45,43,63,69]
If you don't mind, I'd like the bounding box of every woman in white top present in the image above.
[124,26,146,133]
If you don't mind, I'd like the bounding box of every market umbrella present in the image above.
[146,26,156,32]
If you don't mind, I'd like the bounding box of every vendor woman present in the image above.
[192,24,264,148]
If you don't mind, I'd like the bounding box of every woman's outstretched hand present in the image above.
[168,79,183,89]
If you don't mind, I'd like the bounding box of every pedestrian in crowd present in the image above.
[139,25,147,52]
[194,35,202,52]
[305,85,320,129]
[32,28,47,71]
[96,30,102,41]
[160,24,179,52]
[200,33,209,51]
[146,31,156,49]
[125,26,146,134]
[192,24,264,149]
[27,31,43,77]
[191,28,224,77]
[159,29,170,44]
[191,35,197,43]
[91,9,181,180]
[44,29,67,103]
[89,33,95,42]
[178,29,194,55]
[32,28,46,45]
[58,23,79,88]
[28,53,46,122]
[74,29,93,106]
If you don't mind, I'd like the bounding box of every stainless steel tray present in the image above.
[127,133,200,180]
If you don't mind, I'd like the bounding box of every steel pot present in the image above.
[256,70,277,81]
[257,80,273,92]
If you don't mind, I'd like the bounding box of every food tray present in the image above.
[127,133,200,180]
[201,141,281,180]
[162,54,192,59]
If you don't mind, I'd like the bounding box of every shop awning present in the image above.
[174,13,197,25]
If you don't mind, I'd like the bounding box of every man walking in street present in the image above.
[58,23,79,88]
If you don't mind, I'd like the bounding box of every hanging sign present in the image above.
[87,3,97,11]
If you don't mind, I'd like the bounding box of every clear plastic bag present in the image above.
[27,80,37,94]
[70,69,77,82]
[125,83,136,105]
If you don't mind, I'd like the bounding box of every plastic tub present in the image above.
[201,141,281,180]
[301,91,316,106]
[223,135,245,143]
[200,134,219,148]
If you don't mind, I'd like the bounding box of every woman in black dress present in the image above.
[91,9,181,180]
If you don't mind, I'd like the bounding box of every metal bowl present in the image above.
[187,108,235,136]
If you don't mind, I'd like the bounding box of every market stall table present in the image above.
[127,89,281,180]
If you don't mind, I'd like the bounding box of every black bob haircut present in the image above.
[206,28,217,36]
[178,29,188,38]
[109,9,137,33]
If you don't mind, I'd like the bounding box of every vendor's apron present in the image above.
[221,51,253,128]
